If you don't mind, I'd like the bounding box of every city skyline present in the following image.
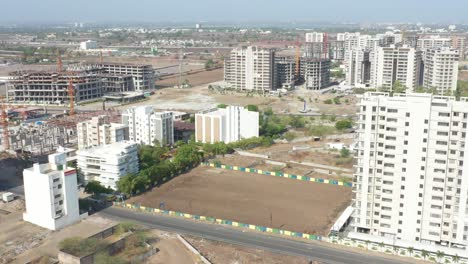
[2,0,468,24]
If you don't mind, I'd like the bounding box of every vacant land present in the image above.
[129,166,352,236]
[156,68,224,88]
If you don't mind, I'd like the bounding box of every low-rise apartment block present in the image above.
[77,115,129,150]
[77,141,139,190]
[122,106,174,146]
[23,152,81,230]
[195,105,259,144]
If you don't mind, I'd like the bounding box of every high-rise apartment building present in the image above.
[23,153,80,230]
[423,47,459,95]
[274,57,296,89]
[77,115,129,150]
[77,141,139,190]
[417,36,452,50]
[224,46,275,92]
[122,106,174,146]
[345,49,372,88]
[374,45,422,91]
[353,92,468,249]
[195,106,259,144]
[301,59,331,90]
[305,32,324,43]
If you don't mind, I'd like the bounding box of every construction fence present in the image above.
[113,202,323,242]
[201,162,353,188]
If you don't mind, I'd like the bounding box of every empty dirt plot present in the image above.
[129,166,352,236]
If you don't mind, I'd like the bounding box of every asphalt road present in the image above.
[100,207,412,264]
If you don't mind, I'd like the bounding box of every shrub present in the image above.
[59,237,100,256]
[323,99,333,104]
[335,119,353,130]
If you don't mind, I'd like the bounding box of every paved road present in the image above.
[99,207,412,264]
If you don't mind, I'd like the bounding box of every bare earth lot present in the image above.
[129,166,352,236]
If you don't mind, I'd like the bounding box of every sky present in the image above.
[2,0,467,24]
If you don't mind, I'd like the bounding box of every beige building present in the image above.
[195,106,259,144]
[77,115,128,150]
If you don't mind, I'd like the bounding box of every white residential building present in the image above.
[122,106,174,146]
[373,45,422,91]
[417,36,452,50]
[305,32,324,43]
[77,115,129,150]
[80,40,98,50]
[77,141,139,190]
[423,47,459,95]
[23,152,81,230]
[345,49,372,88]
[195,106,259,144]
[353,92,468,250]
[224,46,275,92]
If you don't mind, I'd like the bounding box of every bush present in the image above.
[335,119,353,130]
[246,104,258,112]
[307,125,336,137]
[217,103,227,109]
[340,148,350,158]
[323,99,333,104]
[283,132,296,142]
[84,181,113,195]
[229,136,273,150]
[333,97,341,104]
[59,237,100,256]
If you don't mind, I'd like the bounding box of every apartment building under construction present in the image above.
[7,63,156,105]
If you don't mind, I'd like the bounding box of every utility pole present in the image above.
[178,47,183,88]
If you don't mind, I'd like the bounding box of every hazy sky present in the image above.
[2,0,467,24]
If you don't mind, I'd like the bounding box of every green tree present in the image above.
[453,254,460,263]
[407,247,414,257]
[335,119,353,130]
[421,250,429,260]
[333,97,341,104]
[340,148,350,158]
[246,104,258,112]
[117,173,137,196]
[217,103,227,109]
[205,59,215,70]
[84,181,112,195]
[436,251,445,263]
[392,80,407,94]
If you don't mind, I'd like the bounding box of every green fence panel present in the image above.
[275,172,283,176]
[272,228,280,234]
[264,171,271,175]
[240,167,246,172]
[290,175,297,179]
[193,215,200,220]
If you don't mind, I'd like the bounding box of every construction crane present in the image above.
[57,50,63,73]
[323,32,329,59]
[67,78,75,116]
[0,96,10,151]
[99,50,103,64]
[295,36,301,82]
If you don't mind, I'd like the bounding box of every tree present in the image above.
[205,59,215,70]
[84,181,112,195]
[378,242,385,252]
[217,103,227,109]
[453,254,460,263]
[246,104,258,112]
[421,250,429,260]
[407,247,414,257]
[117,173,137,196]
[340,148,350,158]
[436,251,445,263]
[335,119,353,130]
[392,80,407,94]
